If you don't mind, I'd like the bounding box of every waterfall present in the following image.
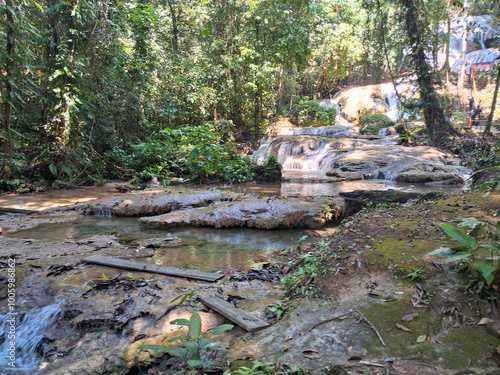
[0,303,62,373]
[95,205,112,217]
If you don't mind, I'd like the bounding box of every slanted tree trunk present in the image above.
[484,63,500,135]
[401,0,455,144]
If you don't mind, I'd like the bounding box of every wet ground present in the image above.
[1,182,498,375]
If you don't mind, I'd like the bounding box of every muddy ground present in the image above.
[0,188,499,375]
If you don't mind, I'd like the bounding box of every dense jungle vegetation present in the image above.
[0,0,499,191]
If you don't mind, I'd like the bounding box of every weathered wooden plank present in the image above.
[199,295,270,332]
[83,256,223,282]
[0,207,38,214]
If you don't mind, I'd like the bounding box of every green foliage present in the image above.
[224,360,302,375]
[253,155,282,182]
[358,113,393,135]
[477,166,500,197]
[215,157,257,183]
[283,256,320,297]
[292,99,337,127]
[429,218,500,287]
[267,302,287,321]
[406,268,425,281]
[139,307,233,374]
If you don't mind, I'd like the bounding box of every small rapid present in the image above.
[0,303,62,373]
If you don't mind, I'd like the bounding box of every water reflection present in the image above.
[219,174,469,196]
[7,216,319,272]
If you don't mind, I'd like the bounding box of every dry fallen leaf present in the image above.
[396,323,412,332]
[478,317,495,325]
[401,314,414,322]
[416,335,427,343]
[390,363,408,374]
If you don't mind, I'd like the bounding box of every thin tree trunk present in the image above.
[484,63,500,135]
[441,12,451,72]
[2,0,14,160]
[458,0,468,108]
[401,0,455,144]
[167,0,179,53]
[375,0,403,109]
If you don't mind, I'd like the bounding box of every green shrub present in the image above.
[216,157,257,183]
[254,155,282,182]
[292,99,337,127]
[359,113,393,135]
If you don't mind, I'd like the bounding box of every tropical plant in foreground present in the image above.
[428,218,500,286]
[139,293,233,374]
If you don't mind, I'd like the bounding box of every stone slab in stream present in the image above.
[83,255,223,282]
[199,295,270,332]
[85,189,239,217]
[139,195,345,229]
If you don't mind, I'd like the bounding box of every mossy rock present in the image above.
[123,328,187,368]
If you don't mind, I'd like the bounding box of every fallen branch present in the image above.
[354,309,386,347]
[308,309,386,347]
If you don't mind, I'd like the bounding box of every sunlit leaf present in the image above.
[210,324,234,334]
[188,311,202,340]
[440,223,477,249]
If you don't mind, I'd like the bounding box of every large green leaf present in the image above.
[170,318,189,327]
[197,337,210,349]
[209,324,234,334]
[444,252,471,263]
[188,311,202,340]
[474,261,497,285]
[188,359,203,367]
[428,247,452,256]
[139,345,171,352]
[440,223,477,249]
[184,341,198,354]
[187,359,204,368]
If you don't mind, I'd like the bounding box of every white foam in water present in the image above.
[0,303,61,373]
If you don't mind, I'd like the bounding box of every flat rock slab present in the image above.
[199,295,269,332]
[139,196,345,230]
[85,189,238,217]
[83,255,223,282]
[327,146,470,182]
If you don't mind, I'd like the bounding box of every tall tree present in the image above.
[399,0,455,144]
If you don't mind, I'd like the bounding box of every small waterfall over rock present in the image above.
[0,303,62,372]
[252,89,471,184]
[95,205,112,217]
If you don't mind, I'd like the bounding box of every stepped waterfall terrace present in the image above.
[0,105,488,375]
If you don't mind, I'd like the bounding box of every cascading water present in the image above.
[95,205,112,218]
[0,303,62,373]
[252,84,471,185]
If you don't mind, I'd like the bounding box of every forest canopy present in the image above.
[0,0,498,189]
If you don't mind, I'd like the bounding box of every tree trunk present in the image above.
[484,63,500,135]
[441,12,451,72]
[2,0,14,160]
[167,0,179,53]
[458,0,468,108]
[401,0,455,144]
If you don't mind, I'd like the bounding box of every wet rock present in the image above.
[329,146,471,182]
[339,189,421,207]
[139,196,345,230]
[85,190,238,217]
[395,170,462,183]
[45,346,127,375]
[325,170,363,181]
